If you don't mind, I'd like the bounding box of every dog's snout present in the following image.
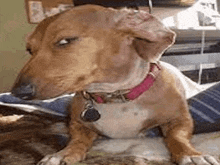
[12,83,35,100]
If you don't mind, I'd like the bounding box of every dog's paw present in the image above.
[37,153,84,165]
[37,154,66,165]
[180,155,219,165]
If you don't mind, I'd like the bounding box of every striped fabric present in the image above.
[188,82,220,134]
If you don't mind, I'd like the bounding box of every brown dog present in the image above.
[11,5,219,165]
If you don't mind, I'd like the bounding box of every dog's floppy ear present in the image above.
[113,8,176,62]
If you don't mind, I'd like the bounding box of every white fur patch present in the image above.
[91,101,151,138]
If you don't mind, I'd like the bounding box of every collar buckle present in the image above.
[110,90,130,103]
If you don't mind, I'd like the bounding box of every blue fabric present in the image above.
[188,82,220,134]
[0,93,74,118]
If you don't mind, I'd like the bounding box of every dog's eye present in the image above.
[57,37,78,46]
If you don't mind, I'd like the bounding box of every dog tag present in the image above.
[81,101,101,122]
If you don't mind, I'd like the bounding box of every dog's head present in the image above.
[11,5,175,100]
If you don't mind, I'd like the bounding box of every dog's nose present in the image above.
[12,83,35,100]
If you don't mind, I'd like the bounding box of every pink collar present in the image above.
[85,63,161,104]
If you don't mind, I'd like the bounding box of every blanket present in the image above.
[0,92,75,120]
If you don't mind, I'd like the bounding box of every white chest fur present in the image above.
[90,101,151,138]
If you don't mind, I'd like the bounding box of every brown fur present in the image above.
[11,5,217,165]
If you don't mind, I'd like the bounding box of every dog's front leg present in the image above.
[38,120,98,165]
[161,104,219,165]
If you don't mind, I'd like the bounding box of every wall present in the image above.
[0,0,36,92]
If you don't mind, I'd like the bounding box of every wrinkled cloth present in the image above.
[0,92,75,120]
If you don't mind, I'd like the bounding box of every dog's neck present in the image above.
[86,58,150,93]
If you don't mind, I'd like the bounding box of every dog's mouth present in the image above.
[32,90,78,102]
[11,78,77,101]
[36,92,76,102]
